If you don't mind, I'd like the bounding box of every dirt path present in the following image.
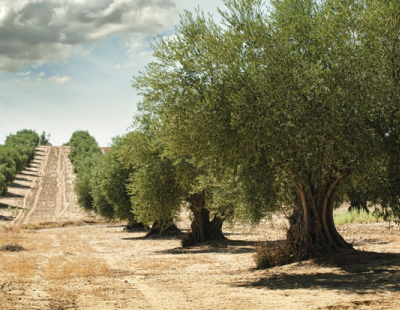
[1,220,399,309]
[0,146,87,225]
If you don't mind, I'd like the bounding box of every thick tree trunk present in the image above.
[287,185,352,260]
[182,191,225,247]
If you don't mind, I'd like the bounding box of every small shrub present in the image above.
[254,241,293,269]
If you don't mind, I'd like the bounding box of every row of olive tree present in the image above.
[69,127,232,239]
[129,0,400,264]
[68,131,142,228]
[0,130,40,196]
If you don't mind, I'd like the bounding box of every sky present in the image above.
[0,0,225,146]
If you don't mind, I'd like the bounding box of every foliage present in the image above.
[39,131,52,146]
[68,130,102,173]
[119,131,183,231]
[69,131,102,212]
[93,136,136,224]
[90,159,116,220]
[132,0,400,258]
[0,129,39,196]
[73,153,100,212]
[69,131,140,224]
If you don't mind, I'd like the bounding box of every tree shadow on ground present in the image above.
[122,230,183,241]
[158,238,260,255]
[3,192,24,198]
[0,203,21,210]
[0,215,14,221]
[233,249,400,293]
[15,177,32,182]
[7,183,31,189]
[18,172,38,178]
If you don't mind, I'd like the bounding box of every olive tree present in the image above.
[92,136,141,227]
[69,131,102,212]
[119,130,183,233]
[133,0,400,257]
[39,131,52,146]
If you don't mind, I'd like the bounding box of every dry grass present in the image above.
[0,223,120,309]
[19,219,107,231]
[44,257,114,280]
[1,255,38,281]
[0,225,26,253]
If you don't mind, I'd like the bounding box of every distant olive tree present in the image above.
[39,131,52,146]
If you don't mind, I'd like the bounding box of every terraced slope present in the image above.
[0,146,86,225]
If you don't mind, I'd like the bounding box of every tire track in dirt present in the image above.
[3,146,87,225]
[133,279,189,309]
[57,147,74,219]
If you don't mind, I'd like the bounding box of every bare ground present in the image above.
[0,147,399,309]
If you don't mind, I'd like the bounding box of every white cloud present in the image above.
[111,61,135,70]
[0,0,178,73]
[36,71,45,77]
[24,76,30,80]
[19,71,31,76]
[49,75,71,84]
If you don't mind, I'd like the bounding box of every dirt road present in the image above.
[0,146,86,225]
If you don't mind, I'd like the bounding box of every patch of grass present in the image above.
[44,257,114,280]
[334,209,381,226]
[1,255,38,279]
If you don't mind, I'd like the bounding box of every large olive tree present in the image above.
[133,0,400,256]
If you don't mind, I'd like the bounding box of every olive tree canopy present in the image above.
[133,0,400,255]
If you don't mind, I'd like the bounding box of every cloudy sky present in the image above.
[0,0,224,146]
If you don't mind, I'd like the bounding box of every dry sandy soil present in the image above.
[0,146,400,309]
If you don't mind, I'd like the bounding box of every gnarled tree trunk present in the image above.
[182,191,225,247]
[287,180,353,260]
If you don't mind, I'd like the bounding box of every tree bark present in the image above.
[287,183,353,260]
[182,191,225,247]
